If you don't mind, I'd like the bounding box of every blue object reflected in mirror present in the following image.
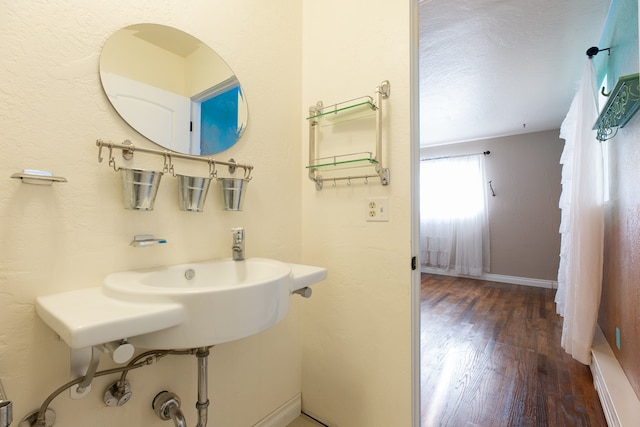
[200,85,244,155]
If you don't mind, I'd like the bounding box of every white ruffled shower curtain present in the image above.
[556,59,604,364]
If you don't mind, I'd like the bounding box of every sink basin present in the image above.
[36,258,327,350]
[103,258,291,349]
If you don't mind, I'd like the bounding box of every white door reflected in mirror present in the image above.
[99,23,248,156]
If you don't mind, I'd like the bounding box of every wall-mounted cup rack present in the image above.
[96,139,253,180]
[306,80,390,190]
[96,139,253,181]
[96,140,253,211]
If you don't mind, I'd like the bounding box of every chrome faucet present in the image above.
[231,227,244,261]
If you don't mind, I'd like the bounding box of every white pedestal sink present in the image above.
[36,258,326,350]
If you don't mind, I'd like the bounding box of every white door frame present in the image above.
[410,0,421,426]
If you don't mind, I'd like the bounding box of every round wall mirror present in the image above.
[100,23,248,156]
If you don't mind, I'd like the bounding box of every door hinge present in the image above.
[411,256,417,271]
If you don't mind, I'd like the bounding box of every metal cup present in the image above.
[121,168,163,211]
[0,379,12,427]
[219,178,248,211]
[177,174,212,212]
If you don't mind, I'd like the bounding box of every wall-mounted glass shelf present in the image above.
[306,152,378,170]
[593,73,640,141]
[307,96,376,126]
[306,80,390,190]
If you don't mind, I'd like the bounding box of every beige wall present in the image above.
[102,28,235,98]
[300,1,414,426]
[186,44,235,97]
[0,1,303,426]
[421,130,564,281]
[101,28,187,95]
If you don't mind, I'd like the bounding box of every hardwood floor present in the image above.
[421,274,607,427]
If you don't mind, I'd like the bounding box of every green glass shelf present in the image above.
[307,96,376,125]
[306,154,378,170]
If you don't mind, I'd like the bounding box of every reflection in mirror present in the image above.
[100,24,248,156]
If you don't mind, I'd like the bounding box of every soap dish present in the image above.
[11,170,68,185]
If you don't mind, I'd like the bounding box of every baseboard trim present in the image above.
[420,267,557,289]
[590,326,640,427]
[254,393,301,427]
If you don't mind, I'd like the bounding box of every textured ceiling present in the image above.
[419,0,611,146]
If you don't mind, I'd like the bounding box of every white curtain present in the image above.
[556,59,604,365]
[420,154,490,276]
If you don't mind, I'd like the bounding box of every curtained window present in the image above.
[419,154,490,276]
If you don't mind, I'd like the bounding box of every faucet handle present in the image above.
[231,227,244,243]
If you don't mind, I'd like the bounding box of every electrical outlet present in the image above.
[367,197,389,222]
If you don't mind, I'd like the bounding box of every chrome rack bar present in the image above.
[308,103,318,185]
[314,171,390,190]
[96,139,254,179]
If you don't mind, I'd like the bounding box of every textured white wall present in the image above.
[0,1,302,426]
[300,1,414,426]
